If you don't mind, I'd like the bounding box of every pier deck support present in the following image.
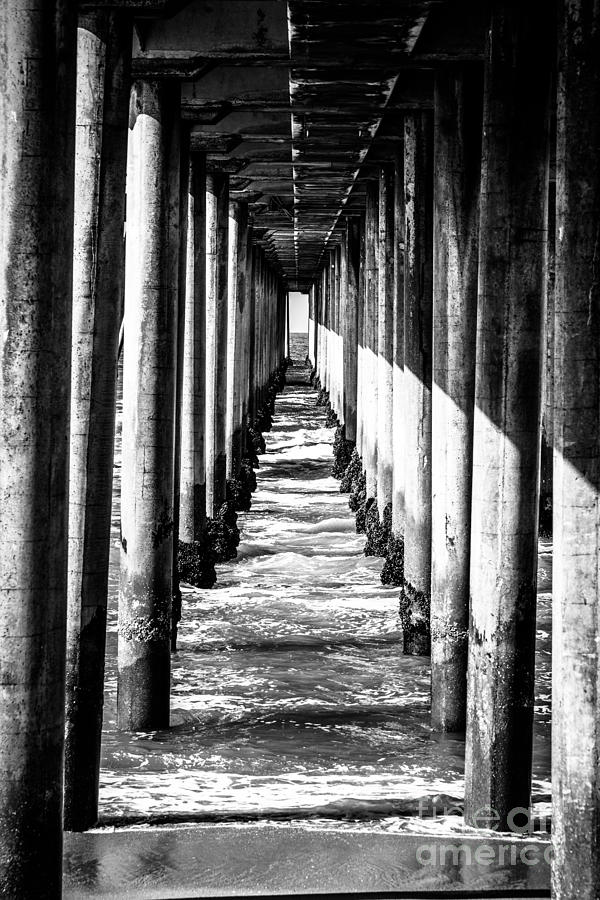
[343,218,360,444]
[377,164,395,519]
[382,150,406,587]
[178,154,217,588]
[430,66,482,733]
[464,5,552,829]
[65,11,131,831]
[552,1,600,896]
[118,81,181,732]
[0,2,76,894]
[227,201,250,488]
[400,112,434,655]
[205,172,230,519]
[364,180,380,502]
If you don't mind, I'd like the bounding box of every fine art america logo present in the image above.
[415,801,552,868]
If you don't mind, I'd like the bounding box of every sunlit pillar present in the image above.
[118,80,181,732]
[377,163,395,518]
[552,1,600,896]
[464,4,552,829]
[205,171,229,518]
[400,112,434,655]
[430,65,482,733]
[364,180,379,501]
[383,149,406,586]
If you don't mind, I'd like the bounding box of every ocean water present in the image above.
[99,333,551,832]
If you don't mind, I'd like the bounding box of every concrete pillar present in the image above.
[318,269,326,389]
[233,203,249,475]
[364,180,380,500]
[205,171,229,518]
[179,154,207,548]
[308,285,317,369]
[65,10,131,833]
[334,244,343,419]
[377,164,395,517]
[247,245,257,424]
[343,220,360,444]
[171,127,191,649]
[118,80,181,732]
[0,3,76,893]
[241,220,254,442]
[400,111,433,655]
[430,66,482,733]
[382,149,406,586]
[322,257,330,394]
[464,5,552,829]
[356,214,367,461]
[329,251,338,415]
[539,185,555,538]
[226,201,240,480]
[552,2,600,896]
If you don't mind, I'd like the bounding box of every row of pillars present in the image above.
[0,7,287,897]
[308,6,599,899]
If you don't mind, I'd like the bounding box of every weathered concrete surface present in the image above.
[205,171,230,519]
[119,81,182,732]
[376,164,395,519]
[65,10,131,833]
[390,150,405,545]
[342,218,360,444]
[363,179,379,503]
[179,153,217,589]
[400,111,434,656]
[0,2,77,895]
[552,2,600,897]
[464,5,552,831]
[430,65,482,734]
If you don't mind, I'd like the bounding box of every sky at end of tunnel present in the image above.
[289,292,308,333]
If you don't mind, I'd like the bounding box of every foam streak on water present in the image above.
[100,337,551,829]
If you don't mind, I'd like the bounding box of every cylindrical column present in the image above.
[0,3,76,893]
[383,149,406,586]
[308,285,317,369]
[430,65,482,733]
[334,244,343,419]
[400,112,434,655]
[118,80,181,732]
[464,5,552,829]
[171,125,190,650]
[552,2,600,897]
[377,164,395,518]
[228,201,249,480]
[364,180,380,500]
[356,214,367,462]
[226,201,240,480]
[343,219,360,443]
[65,10,131,832]
[180,154,207,545]
[205,171,229,518]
